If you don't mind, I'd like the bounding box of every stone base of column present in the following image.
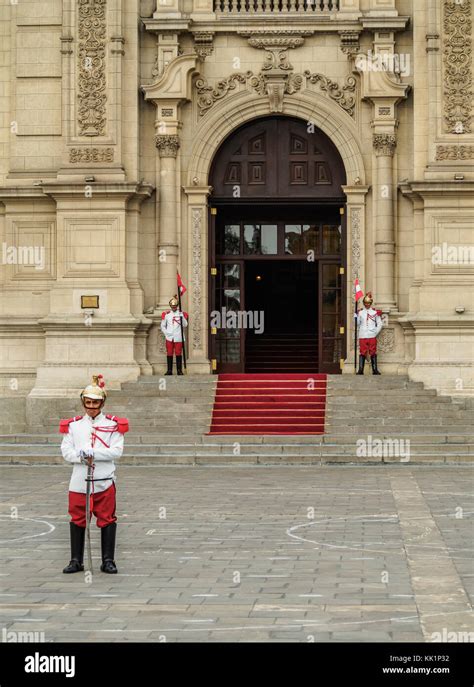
[29,317,143,397]
[184,358,212,375]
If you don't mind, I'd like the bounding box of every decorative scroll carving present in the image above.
[196,73,250,115]
[436,145,474,160]
[69,147,114,163]
[378,328,395,353]
[303,72,357,118]
[78,0,107,137]
[443,0,473,134]
[196,71,356,118]
[191,209,202,351]
[155,135,180,158]
[248,38,304,72]
[373,134,397,157]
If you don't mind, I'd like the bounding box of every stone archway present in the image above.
[183,90,368,373]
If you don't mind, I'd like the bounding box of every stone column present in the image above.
[342,185,370,373]
[183,186,213,374]
[155,134,180,311]
[373,133,397,311]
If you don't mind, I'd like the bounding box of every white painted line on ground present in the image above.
[0,515,55,543]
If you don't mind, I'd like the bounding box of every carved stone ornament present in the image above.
[373,134,397,157]
[378,327,395,353]
[339,31,361,57]
[351,208,361,282]
[70,147,114,163]
[191,208,202,351]
[443,0,473,134]
[436,144,474,160]
[193,32,214,61]
[196,70,356,118]
[155,135,180,158]
[78,0,107,137]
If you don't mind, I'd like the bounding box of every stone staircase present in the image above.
[0,375,473,465]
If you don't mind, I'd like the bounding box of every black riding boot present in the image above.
[63,523,85,574]
[165,356,173,375]
[176,355,183,376]
[356,355,365,375]
[371,355,381,375]
[100,522,118,574]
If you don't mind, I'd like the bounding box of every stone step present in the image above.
[2,441,472,458]
[4,430,473,445]
[0,453,471,465]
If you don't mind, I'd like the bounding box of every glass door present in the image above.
[212,261,245,373]
[319,261,344,373]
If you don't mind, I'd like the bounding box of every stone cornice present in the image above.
[397,314,474,330]
[399,181,474,200]
[141,17,410,35]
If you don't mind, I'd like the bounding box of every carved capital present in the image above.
[155,135,180,158]
[373,134,397,157]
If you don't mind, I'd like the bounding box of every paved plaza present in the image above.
[0,465,473,643]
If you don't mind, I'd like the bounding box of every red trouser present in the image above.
[68,483,117,528]
[166,340,183,355]
[359,338,377,356]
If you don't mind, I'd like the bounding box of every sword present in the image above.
[83,455,93,574]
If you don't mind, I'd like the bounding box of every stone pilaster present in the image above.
[155,134,180,312]
[183,186,213,374]
[373,133,397,311]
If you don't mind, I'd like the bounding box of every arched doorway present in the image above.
[208,115,347,374]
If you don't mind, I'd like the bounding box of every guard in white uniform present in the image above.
[357,292,383,375]
[60,375,128,574]
[161,295,188,375]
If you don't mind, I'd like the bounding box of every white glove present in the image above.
[78,449,94,464]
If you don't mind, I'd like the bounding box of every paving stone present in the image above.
[0,465,472,642]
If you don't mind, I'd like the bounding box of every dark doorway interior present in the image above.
[245,260,318,373]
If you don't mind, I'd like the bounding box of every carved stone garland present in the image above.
[443,0,473,134]
[196,70,356,118]
[78,0,107,137]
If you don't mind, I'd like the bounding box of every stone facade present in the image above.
[0,0,473,399]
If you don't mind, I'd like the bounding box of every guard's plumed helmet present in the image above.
[169,296,179,308]
[81,374,107,403]
[363,292,374,306]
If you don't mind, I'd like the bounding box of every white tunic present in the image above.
[357,307,383,339]
[61,413,124,494]
[161,309,188,343]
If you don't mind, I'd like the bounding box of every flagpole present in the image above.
[354,298,358,372]
[177,276,187,372]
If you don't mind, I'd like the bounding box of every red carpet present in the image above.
[208,373,327,435]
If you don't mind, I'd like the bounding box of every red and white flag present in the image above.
[177,272,187,296]
[354,279,364,301]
